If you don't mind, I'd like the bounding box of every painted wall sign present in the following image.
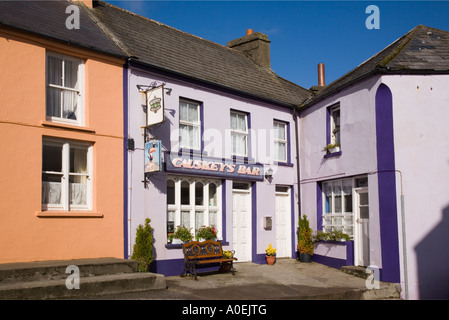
[146,85,165,126]
[165,153,264,181]
[145,140,162,173]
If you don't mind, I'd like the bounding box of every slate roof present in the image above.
[303,25,449,107]
[0,0,126,58]
[91,1,311,107]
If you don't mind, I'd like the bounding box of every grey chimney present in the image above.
[227,29,271,68]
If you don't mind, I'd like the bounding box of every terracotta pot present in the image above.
[266,255,276,265]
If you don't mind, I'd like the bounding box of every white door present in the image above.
[355,188,370,266]
[232,183,251,262]
[275,187,292,258]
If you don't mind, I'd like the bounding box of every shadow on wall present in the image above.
[414,206,449,299]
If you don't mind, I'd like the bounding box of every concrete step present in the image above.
[0,258,166,299]
[0,258,138,282]
[340,265,370,279]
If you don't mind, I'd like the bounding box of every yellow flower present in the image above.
[266,243,276,256]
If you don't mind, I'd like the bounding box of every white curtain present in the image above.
[179,101,199,149]
[231,113,246,131]
[70,148,87,205]
[42,181,61,205]
[180,101,198,123]
[232,133,247,156]
[47,55,79,120]
[231,113,247,156]
[181,211,190,229]
[179,124,199,149]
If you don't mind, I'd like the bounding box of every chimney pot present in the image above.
[318,63,325,86]
[246,29,254,36]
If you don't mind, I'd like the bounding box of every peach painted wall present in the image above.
[0,29,124,263]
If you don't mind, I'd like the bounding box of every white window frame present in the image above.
[46,51,84,125]
[322,178,354,239]
[230,111,248,157]
[322,176,368,240]
[167,176,222,243]
[329,105,340,146]
[273,120,288,162]
[179,99,201,150]
[42,139,93,211]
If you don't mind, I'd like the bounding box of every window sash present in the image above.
[322,178,356,238]
[179,100,201,150]
[166,177,221,243]
[46,52,83,124]
[274,121,288,162]
[330,106,340,145]
[42,140,92,211]
[231,112,248,156]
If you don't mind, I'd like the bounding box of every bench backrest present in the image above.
[182,240,223,260]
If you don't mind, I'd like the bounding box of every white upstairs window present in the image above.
[46,52,84,125]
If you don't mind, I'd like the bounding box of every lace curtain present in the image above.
[46,55,79,120]
[179,101,199,149]
[231,113,247,156]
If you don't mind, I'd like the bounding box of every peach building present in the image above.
[0,1,126,263]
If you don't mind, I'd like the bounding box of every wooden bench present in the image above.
[181,240,237,280]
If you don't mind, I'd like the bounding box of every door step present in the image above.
[340,265,370,279]
[0,257,166,299]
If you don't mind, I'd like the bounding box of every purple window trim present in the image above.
[323,150,342,159]
[317,182,323,231]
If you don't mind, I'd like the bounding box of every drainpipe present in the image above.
[293,107,301,218]
[398,170,409,300]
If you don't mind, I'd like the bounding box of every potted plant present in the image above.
[172,225,193,243]
[297,215,314,262]
[265,243,276,265]
[322,142,341,154]
[196,225,218,241]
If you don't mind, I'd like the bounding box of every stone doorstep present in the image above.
[0,272,166,300]
[340,265,370,279]
[0,258,166,299]
[0,258,138,282]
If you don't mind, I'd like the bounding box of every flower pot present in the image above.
[266,255,276,265]
[299,253,312,263]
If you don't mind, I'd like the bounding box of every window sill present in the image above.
[231,155,255,164]
[41,121,96,134]
[274,161,294,167]
[177,148,204,156]
[324,151,342,159]
[37,211,103,218]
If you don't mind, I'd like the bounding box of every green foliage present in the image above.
[322,142,341,152]
[297,215,314,255]
[313,230,351,242]
[173,225,193,242]
[196,225,218,240]
[131,218,153,272]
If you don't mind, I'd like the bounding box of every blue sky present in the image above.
[109,1,449,89]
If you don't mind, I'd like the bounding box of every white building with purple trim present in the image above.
[92,1,309,276]
[300,25,449,299]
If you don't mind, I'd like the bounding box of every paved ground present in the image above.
[77,259,401,300]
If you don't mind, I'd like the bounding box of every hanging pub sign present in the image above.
[145,140,162,173]
[146,85,165,126]
[165,153,264,181]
